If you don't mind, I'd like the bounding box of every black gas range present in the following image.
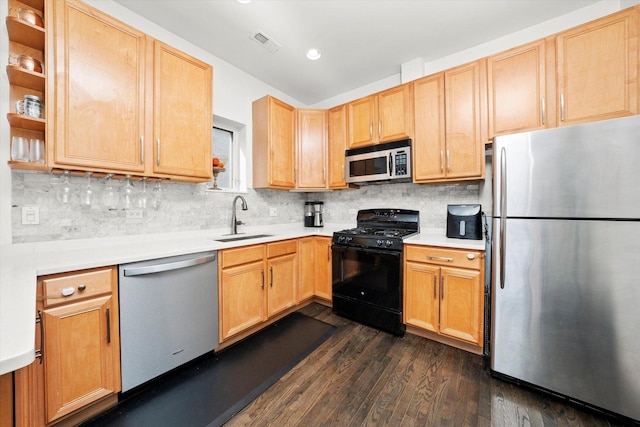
[331,209,419,336]
[332,209,420,251]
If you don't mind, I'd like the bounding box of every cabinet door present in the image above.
[348,95,376,147]
[314,237,332,301]
[488,39,550,137]
[253,96,296,188]
[52,0,146,173]
[220,261,266,341]
[444,60,485,179]
[42,295,120,423]
[153,41,213,179]
[267,253,297,317]
[439,267,483,345]
[327,104,348,189]
[556,7,638,125]
[297,237,316,302]
[404,261,439,333]
[377,83,413,143]
[413,73,446,182]
[296,109,327,189]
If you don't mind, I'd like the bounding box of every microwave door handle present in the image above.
[389,153,393,177]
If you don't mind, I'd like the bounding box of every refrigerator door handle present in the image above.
[499,147,507,289]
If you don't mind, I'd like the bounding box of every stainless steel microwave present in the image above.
[345,139,411,184]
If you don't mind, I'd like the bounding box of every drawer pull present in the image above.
[427,256,454,262]
[78,284,87,291]
[61,287,75,297]
[466,254,475,260]
[35,311,43,363]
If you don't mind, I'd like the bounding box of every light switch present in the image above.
[21,206,39,225]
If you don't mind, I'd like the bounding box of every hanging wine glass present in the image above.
[79,172,94,207]
[151,180,163,210]
[120,175,138,209]
[101,174,119,209]
[136,177,152,209]
[55,170,73,204]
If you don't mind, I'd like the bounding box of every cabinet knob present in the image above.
[467,254,475,260]
[78,284,87,291]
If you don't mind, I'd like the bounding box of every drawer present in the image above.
[221,244,265,268]
[267,239,297,258]
[405,245,483,270]
[41,267,115,307]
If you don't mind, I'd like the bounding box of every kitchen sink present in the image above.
[213,234,273,242]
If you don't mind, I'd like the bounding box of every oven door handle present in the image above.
[331,244,402,258]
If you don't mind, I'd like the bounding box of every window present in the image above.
[213,126,232,189]
[211,115,247,192]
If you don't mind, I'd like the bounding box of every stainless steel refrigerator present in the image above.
[491,115,640,422]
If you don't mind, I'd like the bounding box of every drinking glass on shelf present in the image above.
[29,138,45,163]
[55,170,73,204]
[10,136,29,162]
[79,172,94,207]
[136,177,152,209]
[120,175,137,209]
[101,174,119,209]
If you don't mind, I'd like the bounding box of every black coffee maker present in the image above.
[304,201,324,227]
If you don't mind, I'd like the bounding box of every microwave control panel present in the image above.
[395,150,408,176]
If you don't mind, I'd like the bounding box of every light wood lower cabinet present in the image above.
[14,267,120,427]
[404,245,484,350]
[298,236,332,302]
[219,240,298,342]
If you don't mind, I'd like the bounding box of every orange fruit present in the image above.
[212,157,220,167]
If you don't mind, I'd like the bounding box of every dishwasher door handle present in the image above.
[123,253,217,276]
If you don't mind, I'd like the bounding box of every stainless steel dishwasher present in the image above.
[119,251,218,392]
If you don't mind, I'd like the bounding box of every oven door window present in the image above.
[332,245,401,309]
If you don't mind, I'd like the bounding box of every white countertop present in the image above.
[0,222,485,375]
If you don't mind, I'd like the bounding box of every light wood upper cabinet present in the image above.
[51,0,146,173]
[327,104,349,189]
[50,0,212,182]
[347,83,413,148]
[413,60,485,183]
[253,95,296,189]
[296,109,327,189]
[413,73,446,182]
[556,7,638,126]
[487,38,556,137]
[152,41,213,179]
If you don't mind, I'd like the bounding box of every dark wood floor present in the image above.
[225,303,632,427]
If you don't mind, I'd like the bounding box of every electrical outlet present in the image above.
[269,207,278,217]
[21,206,39,225]
[348,209,357,215]
[126,209,143,219]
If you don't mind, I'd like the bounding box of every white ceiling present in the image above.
[114,0,602,105]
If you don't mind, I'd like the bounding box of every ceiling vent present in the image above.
[250,30,282,53]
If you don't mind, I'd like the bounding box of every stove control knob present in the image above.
[376,239,383,247]
[346,237,353,243]
[386,240,393,247]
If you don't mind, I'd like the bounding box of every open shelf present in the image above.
[7,112,45,131]
[8,160,48,171]
[6,65,45,91]
[6,16,45,50]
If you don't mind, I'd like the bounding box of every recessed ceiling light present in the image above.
[306,48,321,61]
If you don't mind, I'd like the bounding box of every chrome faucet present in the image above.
[231,195,248,234]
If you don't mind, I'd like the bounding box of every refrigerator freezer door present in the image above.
[491,217,640,421]
[493,115,640,219]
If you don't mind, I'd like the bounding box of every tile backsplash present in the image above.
[11,171,480,243]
